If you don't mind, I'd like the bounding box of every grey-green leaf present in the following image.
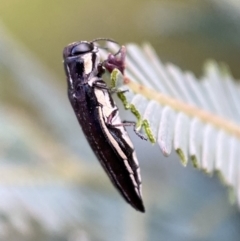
[106,42,240,209]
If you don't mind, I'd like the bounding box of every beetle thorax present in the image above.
[81,52,99,75]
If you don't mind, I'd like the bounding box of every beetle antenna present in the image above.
[91,38,118,45]
[91,38,121,56]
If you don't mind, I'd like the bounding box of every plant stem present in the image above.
[124,77,240,139]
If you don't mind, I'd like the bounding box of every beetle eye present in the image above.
[71,42,94,56]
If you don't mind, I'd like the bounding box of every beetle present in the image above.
[63,38,145,212]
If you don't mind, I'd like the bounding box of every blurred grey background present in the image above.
[0,0,240,241]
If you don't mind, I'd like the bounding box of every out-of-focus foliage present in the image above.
[1,1,240,241]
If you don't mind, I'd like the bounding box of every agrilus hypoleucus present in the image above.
[63,38,145,212]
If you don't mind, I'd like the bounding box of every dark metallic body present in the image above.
[63,41,144,212]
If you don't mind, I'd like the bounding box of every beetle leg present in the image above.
[121,121,147,140]
[93,81,128,95]
[109,115,147,141]
[93,81,110,90]
[111,88,129,95]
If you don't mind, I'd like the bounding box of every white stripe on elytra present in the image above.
[94,92,142,196]
[65,65,74,89]
[88,77,99,87]
[95,88,141,185]
[94,88,122,125]
[82,53,93,75]
[98,106,141,196]
[95,88,140,167]
[94,88,115,110]
[111,114,135,149]
[98,107,127,160]
[124,160,134,174]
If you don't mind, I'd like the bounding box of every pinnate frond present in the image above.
[103,42,240,207]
